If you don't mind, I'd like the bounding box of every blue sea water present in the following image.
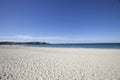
[25,43,120,49]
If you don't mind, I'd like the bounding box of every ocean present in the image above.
[25,43,120,49]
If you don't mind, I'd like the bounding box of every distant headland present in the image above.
[0,41,49,45]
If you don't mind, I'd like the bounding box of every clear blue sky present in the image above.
[0,0,120,43]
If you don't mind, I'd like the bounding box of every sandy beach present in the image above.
[0,45,120,80]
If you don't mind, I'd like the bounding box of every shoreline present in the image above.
[1,43,120,49]
[12,44,120,50]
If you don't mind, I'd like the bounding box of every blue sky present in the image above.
[0,0,120,43]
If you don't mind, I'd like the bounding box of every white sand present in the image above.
[0,45,120,80]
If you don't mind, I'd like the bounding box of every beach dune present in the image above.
[0,45,120,80]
